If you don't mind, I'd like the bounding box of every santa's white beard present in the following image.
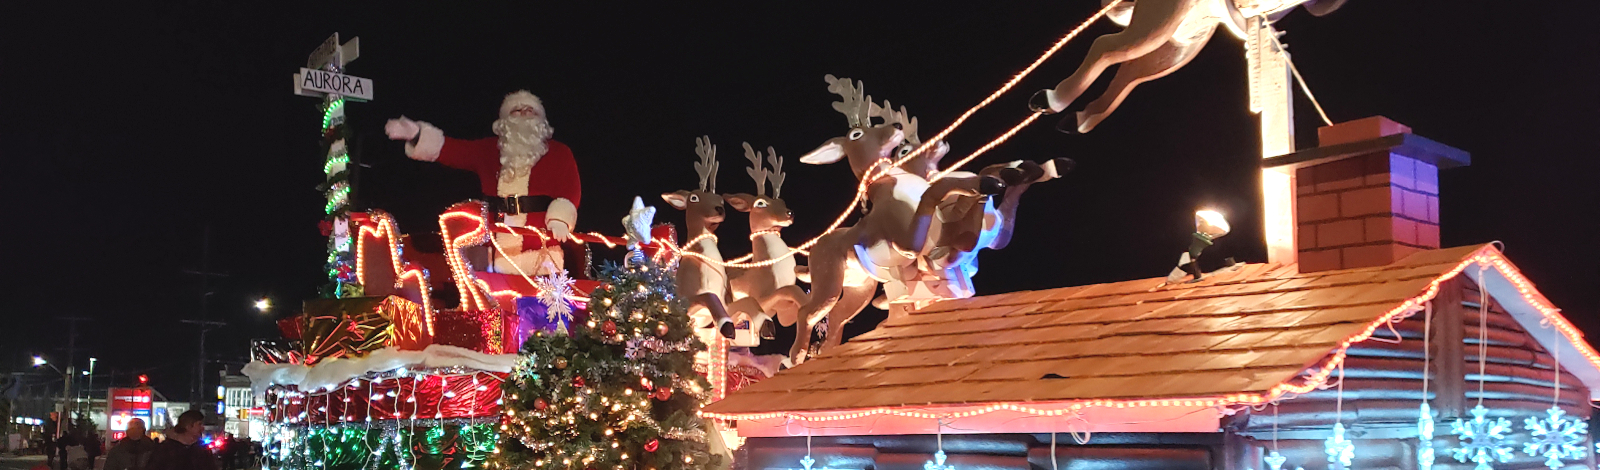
[492,116,555,182]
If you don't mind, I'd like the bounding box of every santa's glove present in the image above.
[547,220,572,242]
[384,117,421,141]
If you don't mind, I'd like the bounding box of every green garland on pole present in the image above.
[493,258,718,470]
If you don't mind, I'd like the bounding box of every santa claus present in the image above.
[384,91,580,276]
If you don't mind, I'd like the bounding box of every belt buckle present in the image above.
[502,196,519,215]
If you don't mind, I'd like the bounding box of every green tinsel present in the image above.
[266,422,496,470]
[493,258,720,470]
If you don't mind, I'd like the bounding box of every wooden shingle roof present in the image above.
[705,244,1553,418]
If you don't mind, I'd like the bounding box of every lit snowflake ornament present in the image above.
[532,269,577,334]
[1419,403,1436,470]
[800,455,816,470]
[1523,406,1588,470]
[1325,422,1354,470]
[924,450,954,470]
[1451,404,1515,470]
[1263,450,1303,470]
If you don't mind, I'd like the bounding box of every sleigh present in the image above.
[345,200,676,356]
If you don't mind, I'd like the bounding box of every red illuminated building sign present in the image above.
[107,387,153,440]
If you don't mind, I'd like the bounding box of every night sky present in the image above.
[3,1,1595,402]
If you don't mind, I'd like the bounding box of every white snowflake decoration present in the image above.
[1523,406,1588,470]
[1264,451,1287,470]
[1451,404,1515,470]
[1419,403,1436,470]
[924,450,954,470]
[1262,450,1303,470]
[1325,422,1354,470]
[800,455,816,470]
[533,269,576,333]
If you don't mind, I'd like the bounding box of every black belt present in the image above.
[491,195,553,215]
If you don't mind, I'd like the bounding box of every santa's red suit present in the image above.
[389,91,580,275]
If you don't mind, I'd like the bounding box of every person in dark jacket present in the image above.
[145,411,216,470]
[104,418,156,470]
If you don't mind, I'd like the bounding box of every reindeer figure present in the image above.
[662,136,736,340]
[872,102,1075,301]
[1030,0,1346,133]
[724,143,810,355]
[790,75,1010,362]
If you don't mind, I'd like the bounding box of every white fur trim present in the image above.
[545,197,577,228]
[500,90,545,119]
[242,344,519,395]
[405,122,445,162]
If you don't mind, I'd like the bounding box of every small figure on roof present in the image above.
[1166,209,1231,284]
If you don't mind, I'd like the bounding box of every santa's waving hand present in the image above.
[386,91,581,275]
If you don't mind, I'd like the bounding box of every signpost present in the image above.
[295,33,370,298]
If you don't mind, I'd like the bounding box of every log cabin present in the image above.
[702,118,1600,470]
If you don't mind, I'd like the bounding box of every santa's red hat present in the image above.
[500,90,545,119]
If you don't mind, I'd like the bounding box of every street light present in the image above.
[32,356,46,367]
[254,298,271,312]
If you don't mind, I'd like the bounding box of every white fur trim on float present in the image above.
[404,122,446,162]
[499,90,545,119]
[241,344,518,395]
[545,197,577,228]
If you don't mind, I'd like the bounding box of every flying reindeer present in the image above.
[872,101,1075,301]
[724,143,811,355]
[662,136,736,340]
[791,75,1010,362]
[1029,0,1346,133]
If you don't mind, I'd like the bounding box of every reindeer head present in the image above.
[799,75,906,180]
[662,136,726,236]
[871,99,950,179]
[725,142,793,232]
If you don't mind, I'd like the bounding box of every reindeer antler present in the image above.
[694,135,719,192]
[766,148,786,198]
[824,74,871,128]
[872,99,920,145]
[743,142,768,196]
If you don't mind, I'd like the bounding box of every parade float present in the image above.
[247,3,1600,470]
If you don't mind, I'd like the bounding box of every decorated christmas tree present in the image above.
[493,257,720,470]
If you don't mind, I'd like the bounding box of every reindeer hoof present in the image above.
[978,175,1006,195]
[1052,157,1076,176]
[1054,114,1081,134]
[1028,90,1059,115]
[719,319,737,339]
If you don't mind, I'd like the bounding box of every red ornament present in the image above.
[644,439,659,453]
[318,220,334,236]
[534,398,548,411]
[572,376,586,388]
[602,321,617,336]
[653,387,672,401]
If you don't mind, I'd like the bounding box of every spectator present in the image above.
[145,411,216,470]
[104,418,156,470]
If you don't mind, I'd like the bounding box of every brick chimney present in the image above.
[1262,117,1470,273]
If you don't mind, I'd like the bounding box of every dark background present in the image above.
[2,1,1595,402]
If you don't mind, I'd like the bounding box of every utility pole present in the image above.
[181,226,228,404]
[58,317,88,433]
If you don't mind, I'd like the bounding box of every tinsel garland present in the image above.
[264,419,497,470]
[492,258,718,470]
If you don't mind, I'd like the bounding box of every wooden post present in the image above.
[1246,17,1298,266]
[1431,277,1466,419]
